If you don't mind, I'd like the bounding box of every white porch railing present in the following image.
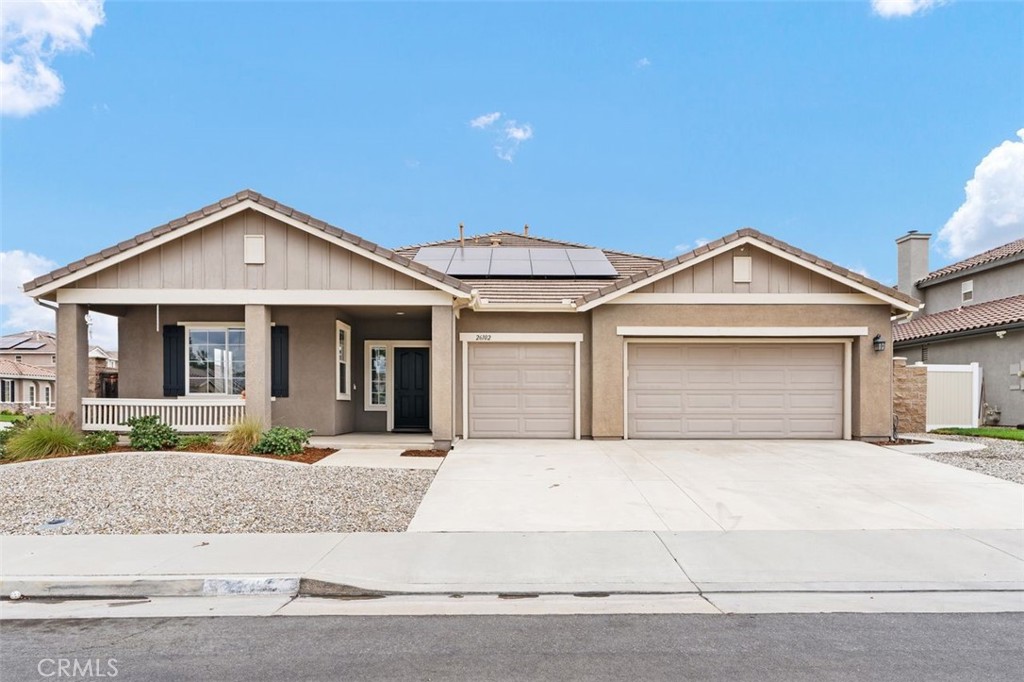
[81,398,246,433]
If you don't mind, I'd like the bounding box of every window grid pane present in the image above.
[370,346,387,406]
[188,328,246,395]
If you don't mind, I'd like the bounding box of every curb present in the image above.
[1,576,300,599]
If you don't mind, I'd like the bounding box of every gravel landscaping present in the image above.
[0,452,434,535]
[903,433,1024,485]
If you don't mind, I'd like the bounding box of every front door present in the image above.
[393,347,430,432]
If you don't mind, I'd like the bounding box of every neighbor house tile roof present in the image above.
[0,359,56,380]
[23,190,474,296]
[395,231,662,304]
[893,294,1024,343]
[576,227,920,308]
[917,237,1024,285]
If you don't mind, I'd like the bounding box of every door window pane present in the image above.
[370,346,387,406]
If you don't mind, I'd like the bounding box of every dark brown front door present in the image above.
[393,348,429,432]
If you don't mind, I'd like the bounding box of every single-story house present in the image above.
[24,190,919,448]
[0,358,56,413]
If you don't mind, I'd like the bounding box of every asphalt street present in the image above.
[2,612,1023,681]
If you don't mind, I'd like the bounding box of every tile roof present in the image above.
[917,237,1024,285]
[395,231,662,305]
[0,359,56,380]
[23,190,474,297]
[893,294,1024,343]
[576,227,920,308]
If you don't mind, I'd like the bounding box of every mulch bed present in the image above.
[400,448,449,458]
[870,438,931,446]
[1,445,339,466]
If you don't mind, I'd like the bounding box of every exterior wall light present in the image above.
[873,334,886,352]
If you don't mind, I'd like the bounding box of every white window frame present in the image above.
[28,384,36,406]
[44,385,52,406]
[336,320,352,401]
[363,340,431,430]
[183,323,247,397]
[961,280,973,303]
[0,379,14,403]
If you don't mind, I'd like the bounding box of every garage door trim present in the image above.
[623,337,853,440]
[460,332,583,440]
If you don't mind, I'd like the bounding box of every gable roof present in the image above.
[0,358,56,380]
[917,237,1024,286]
[575,227,921,312]
[395,231,662,306]
[23,190,473,299]
[893,294,1024,343]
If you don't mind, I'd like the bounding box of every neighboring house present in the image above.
[88,346,119,398]
[893,232,1024,426]
[23,190,917,447]
[0,330,57,368]
[0,358,56,413]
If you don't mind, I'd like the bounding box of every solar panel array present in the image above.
[413,247,618,277]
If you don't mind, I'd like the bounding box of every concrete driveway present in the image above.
[407,440,1024,532]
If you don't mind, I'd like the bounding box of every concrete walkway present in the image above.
[3,529,1023,600]
[408,439,1024,532]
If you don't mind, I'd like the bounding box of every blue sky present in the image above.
[2,1,1023,346]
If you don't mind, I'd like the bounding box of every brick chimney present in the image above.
[895,231,930,302]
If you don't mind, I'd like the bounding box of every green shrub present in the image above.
[177,433,214,450]
[78,431,118,454]
[123,415,180,451]
[3,415,79,461]
[221,417,264,454]
[0,417,30,458]
[252,427,313,456]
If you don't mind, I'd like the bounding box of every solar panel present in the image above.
[0,340,21,349]
[16,342,46,350]
[412,245,618,277]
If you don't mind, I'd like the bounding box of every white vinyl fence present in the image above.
[917,362,982,430]
[82,398,245,433]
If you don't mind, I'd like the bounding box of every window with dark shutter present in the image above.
[271,326,289,398]
[162,325,186,396]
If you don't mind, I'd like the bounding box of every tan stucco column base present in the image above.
[245,304,273,428]
[55,303,89,427]
[430,305,454,449]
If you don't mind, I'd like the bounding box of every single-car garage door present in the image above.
[468,343,574,438]
[627,343,843,439]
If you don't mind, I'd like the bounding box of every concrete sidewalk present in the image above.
[3,529,1023,600]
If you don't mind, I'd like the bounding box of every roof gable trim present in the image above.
[576,235,920,313]
[25,199,470,300]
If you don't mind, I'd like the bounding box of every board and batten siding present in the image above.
[636,246,855,295]
[71,210,430,291]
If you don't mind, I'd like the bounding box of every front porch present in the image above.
[61,302,455,448]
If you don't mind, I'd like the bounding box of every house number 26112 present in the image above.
[475,334,492,341]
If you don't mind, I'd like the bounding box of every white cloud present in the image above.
[673,238,710,254]
[0,0,105,117]
[870,0,948,18]
[938,129,1024,258]
[635,57,651,69]
[469,111,501,129]
[0,250,117,350]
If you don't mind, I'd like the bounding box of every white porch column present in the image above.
[245,304,273,427]
[56,303,89,426]
[430,305,454,448]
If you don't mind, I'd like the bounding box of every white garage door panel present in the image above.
[468,342,574,438]
[628,343,843,439]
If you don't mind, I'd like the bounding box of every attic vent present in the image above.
[733,256,753,283]
[489,237,502,247]
[244,235,266,264]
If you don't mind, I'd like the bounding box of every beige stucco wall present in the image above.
[590,303,895,439]
[73,209,430,292]
[921,262,1023,313]
[635,245,854,295]
[454,311,593,438]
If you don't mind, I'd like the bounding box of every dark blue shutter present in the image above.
[271,326,289,398]
[163,325,186,396]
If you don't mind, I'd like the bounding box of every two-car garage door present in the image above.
[627,343,843,439]
[467,343,575,438]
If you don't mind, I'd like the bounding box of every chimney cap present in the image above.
[895,231,932,244]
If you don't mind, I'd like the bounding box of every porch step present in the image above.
[309,433,434,451]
